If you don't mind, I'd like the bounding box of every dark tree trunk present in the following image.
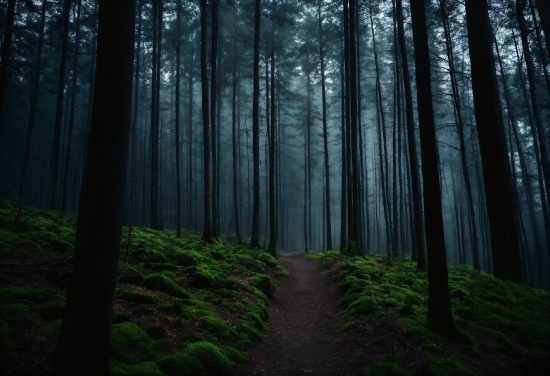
[175,0,182,238]
[232,68,242,244]
[0,0,16,122]
[318,0,332,251]
[250,0,261,248]
[396,0,426,270]
[440,0,480,269]
[211,0,219,238]
[52,0,135,372]
[268,10,277,257]
[465,0,522,282]
[410,0,458,338]
[150,0,161,229]
[61,0,83,212]
[17,0,47,217]
[517,0,550,215]
[50,0,72,210]
[201,0,212,242]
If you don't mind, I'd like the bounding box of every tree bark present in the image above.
[464,0,522,282]
[250,0,261,248]
[396,0,426,270]
[200,0,212,242]
[52,0,135,372]
[410,0,458,338]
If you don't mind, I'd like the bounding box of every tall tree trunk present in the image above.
[175,0,182,237]
[232,67,242,244]
[268,7,277,257]
[50,0,72,210]
[318,0,332,250]
[211,0,219,238]
[61,0,83,212]
[517,0,550,214]
[16,0,47,221]
[250,0,261,248]
[0,0,16,122]
[536,0,550,55]
[200,0,212,242]
[410,0,458,338]
[52,0,135,372]
[465,0,522,282]
[396,0,426,270]
[440,0,480,269]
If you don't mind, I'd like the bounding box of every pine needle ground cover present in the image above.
[0,200,287,375]
[305,251,549,376]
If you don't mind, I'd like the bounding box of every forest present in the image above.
[0,0,549,374]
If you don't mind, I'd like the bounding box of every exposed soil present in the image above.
[235,255,370,376]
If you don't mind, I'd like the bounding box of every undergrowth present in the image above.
[0,200,287,375]
[306,250,550,376]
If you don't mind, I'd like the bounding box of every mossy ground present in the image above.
[0,200,286,375]
[305,250,550,376]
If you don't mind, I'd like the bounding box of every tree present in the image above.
[0,0,16,122]
[175,0,182,238]
[396,0,425,270]
[250,0,261,248]
[464,0,522,283]
[318,0,332,251]
[50,0,72,210]
[201,0,212,242]
[52,0,135,372]
[410,0,458,338]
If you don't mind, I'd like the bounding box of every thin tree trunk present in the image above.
[50,0,72,210]
[396,0,426,270]
[200,0,212,242]
[250,0,261,248]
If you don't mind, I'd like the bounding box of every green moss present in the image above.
[222,346,249,363]
[397,318,441,344]
[422,356,475,376]
[187,265,217,288]
[346,296,380,316]
[249,273,276,297]
[0,286,52,304]
[185,341,232,376]
[118,265,143,284]
[365,362,401,376]
[201,315,236,338]
[142,273,191,299]
[111,361,164,376]
[174,249,201,267]
[116,286,157,304]
[241,322,261,341]
[156,353,206,376]
[111,322,152,358]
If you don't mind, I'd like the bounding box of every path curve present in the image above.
[236,255,368,376]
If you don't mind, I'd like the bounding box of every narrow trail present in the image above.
[236,255,370,376]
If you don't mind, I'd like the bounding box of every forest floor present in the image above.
[235,255,372,376]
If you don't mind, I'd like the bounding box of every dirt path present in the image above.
[235,255,369,376]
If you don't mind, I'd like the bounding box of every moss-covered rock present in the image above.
[185,341,233,376]
[142,273,191,299]
[346,296,380,316]
[111,322,152,358]
[249,273,276,297]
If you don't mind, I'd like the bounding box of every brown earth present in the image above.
[235,255,371,376]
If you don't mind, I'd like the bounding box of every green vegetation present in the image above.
[307,250,550,375]
[0,200,286,375]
